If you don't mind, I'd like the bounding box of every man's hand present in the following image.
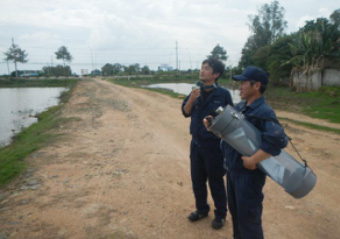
[183,89,200,116]
[203,115,213,131]
[241,156,257,170]
[188,88,200,102]
[241,149,271,170]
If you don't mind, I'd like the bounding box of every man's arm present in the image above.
[243,110,287,170]
[183,89,200,116]
[241,149,271,170]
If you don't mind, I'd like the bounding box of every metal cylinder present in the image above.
[210,105,317,198]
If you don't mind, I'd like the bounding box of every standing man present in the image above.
[205,66,287,238]
[182,58,233,229]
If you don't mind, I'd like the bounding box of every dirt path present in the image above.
[0,79,339,239]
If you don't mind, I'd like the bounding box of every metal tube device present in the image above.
[210,105,317,198]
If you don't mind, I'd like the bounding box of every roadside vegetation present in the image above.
[0,79,79,187]
[107,75,340,134]
[265,86,340,124]
[0,79,78,88]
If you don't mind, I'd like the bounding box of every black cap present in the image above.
[232,66,269,86]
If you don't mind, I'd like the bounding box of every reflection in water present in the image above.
[0,87,67,148]
[145,83,241,103]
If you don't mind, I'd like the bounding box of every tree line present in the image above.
[235,1,340,86]
[4,42,73,77]
[2,38,228,77]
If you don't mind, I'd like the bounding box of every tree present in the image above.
[239,36,257,68]
[267,35,295,85]
[288,17,340,90]
[42,65,71,77]
[290,18,340,69]
[141,65,150,74]
[126,63,140,75]
[4,38,28,77]
[207,44,228,62]
[239,0,287,69]
[55,46,73,68]
[101,63,114,76]
[249,1,287,44]
[252,45,271,70]
[112,63,122,75]
[330,9,340,26]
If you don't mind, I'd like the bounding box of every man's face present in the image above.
[199,63,219,84]
[238,81,259,100]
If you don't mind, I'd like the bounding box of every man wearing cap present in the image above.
[205,66,286,238]
[182,58,233,229]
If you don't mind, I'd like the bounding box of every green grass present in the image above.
[279,117,340,135]
[265,86,340,124]
[0,78,79,88]
[0,80,78,187]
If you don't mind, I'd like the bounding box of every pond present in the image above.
[0,87,67,148]
[144,83,241,103]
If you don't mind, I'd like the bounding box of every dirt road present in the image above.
[0,79,339,239]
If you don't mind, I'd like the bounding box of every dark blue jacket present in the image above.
[221,96,287,172]
[182,86,233,146]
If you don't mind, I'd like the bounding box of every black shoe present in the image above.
[211,217,225,229]
[188,211,208,222]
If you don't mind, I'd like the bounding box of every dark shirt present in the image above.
[202,89,213,101]
[221,96,286,172]
[182,86,233,146]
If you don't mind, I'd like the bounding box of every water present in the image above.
[145,83,241,103]
[0,87,67,148]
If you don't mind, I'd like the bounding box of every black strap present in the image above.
[247,115,307,167]
[247,114,280,125]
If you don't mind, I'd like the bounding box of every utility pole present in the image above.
[6,60,10,76]
[186,48,192,70]
[176,41,178,76]
[12,38,18,77]
[90,47,94,75]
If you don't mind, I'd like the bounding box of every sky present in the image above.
[0,0,338,75]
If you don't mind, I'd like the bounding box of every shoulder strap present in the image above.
[247,115,308,167]
[247,114,280,125]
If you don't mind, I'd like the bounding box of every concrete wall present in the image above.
[292,70,322,90]
[323,69,340,86]
[292,69,340,90]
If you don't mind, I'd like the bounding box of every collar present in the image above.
[239,96,265,111]
[247,96,265,109]
[201,84,216,90]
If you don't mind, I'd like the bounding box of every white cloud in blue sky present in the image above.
[0,0,338,75]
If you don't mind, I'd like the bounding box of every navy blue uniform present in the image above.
[182,85,233,220]
[221,96,286,239]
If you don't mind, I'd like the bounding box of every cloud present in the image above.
[296,15,315,29]
[1,0,339,74]
[318,7,332,17]
[295,7,334,29]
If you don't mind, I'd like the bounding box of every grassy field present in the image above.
[0,79,79,187]
[265,86,340,124]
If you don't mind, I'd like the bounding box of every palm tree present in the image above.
[288,18,340,90]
